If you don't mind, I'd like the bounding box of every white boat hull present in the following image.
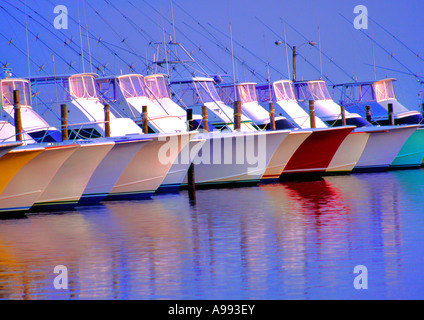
[353,126,418,172]
[106,132,193,200]
[261,130,312,181]
[156,138,206,193]
[79,138,151,205]
[31,142,114,211]
[327,131,370,173]
[182,131,289,187]
[0,145,78,214]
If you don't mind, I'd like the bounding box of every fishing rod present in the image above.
[364,63,424,81]
[0,4,79,73]
[206,22,287,80]
[368,16,424,65]
[255,16,338,86]
[136,0,226,79]
[9,0,107,75]
[83,1,147,72]
[44,0,147,75]
[173,1,268,82]
[339,13,419,80]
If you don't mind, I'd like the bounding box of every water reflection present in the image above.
[0,171,424,299]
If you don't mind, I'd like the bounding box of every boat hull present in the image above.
[390,127,424,169]
[156,138,206,194]
[0,143,21,159]
[79,139,151,205]
[31,142,114,212]
[261,130,312,182]
[0,148,44,214]
[353,126,418,173]
[326,131,370,174]
[106,132,193,200]
[281,126,355,178]
[181,131,289,187]
[0,145,78,214]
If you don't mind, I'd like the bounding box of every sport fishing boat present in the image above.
[333,78,424,168]
[255,80,363,175]
[95,73,205,193]
[31,73,192,201]
[0,80,96,213]
[1,77,117,210]
[170,76,295,185]
[292,80,419,171]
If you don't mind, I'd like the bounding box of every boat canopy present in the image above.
[69,74,98,100]
[171,77,222,105]
[274,81,296,102]
[294,81,332,101]
[144,74,170,100]
[1,79,31,108]
[335,79,397,105]
[218,83,257,105]
[117,74,148,99]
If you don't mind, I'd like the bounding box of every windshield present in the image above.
[1,80,31,107]
[309,82,332,100]
[194,81,221,103]
[237,84,257,104]
[274,82,296,101]
[118,75,147,99]
[69,75,97,99]
[373,81,396,101]
[144,75,170,99]
[294,82,331,101]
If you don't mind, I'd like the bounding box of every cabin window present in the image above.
[294,83,312,101]
[69,75,98,99]
[274,82,295,101]
[256,85,272,103]
[360,84,374,101]
[237,84,257,104]
[373,81,395,101]
[144,76,170,99]
[309,82,331,100]
[1,80,31,107]
[195,81,221,103]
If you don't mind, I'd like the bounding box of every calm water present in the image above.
[1,169,424,300]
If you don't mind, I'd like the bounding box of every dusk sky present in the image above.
[1,0,423,109]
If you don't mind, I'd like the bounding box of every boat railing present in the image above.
[0,120,110,144]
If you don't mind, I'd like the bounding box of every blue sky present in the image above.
[1,0,423,109]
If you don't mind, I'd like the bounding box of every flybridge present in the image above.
[333,78,398,105]
[293,80,333,102]
[333,78,422,125]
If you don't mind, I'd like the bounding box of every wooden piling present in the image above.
[366,105,372,123]
[309,100,316,129]
[234,100,241,130]
[13,90,23,142]
[186,108,196,203]
[341,105,346,126]
[388,103,395,125]
[202,105,209,132]
[104,104,111,138]
[142,105,148,134]
[269,102,276,130]
[61,104,68,141]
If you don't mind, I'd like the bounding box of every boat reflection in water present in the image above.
[1,170,424,299]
